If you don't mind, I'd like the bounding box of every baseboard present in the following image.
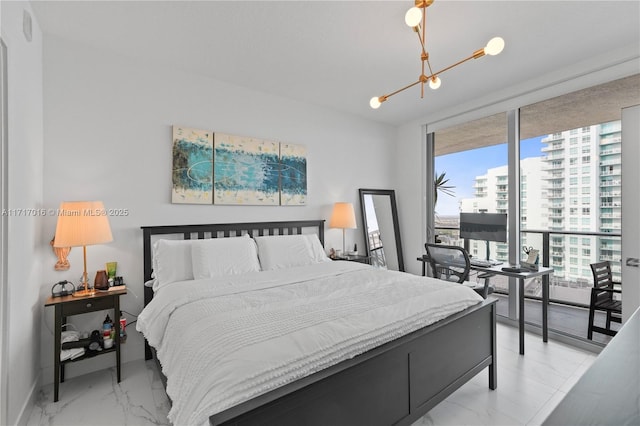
[12,371,40,426]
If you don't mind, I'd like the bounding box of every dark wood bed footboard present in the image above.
[140,220,497,425]
[211,298,497,426]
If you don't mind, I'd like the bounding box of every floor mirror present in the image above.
[358,189,404,271]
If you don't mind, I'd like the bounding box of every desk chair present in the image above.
[588,261,622,339]
[425,243,494,298]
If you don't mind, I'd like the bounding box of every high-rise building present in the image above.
[459,121,622,301]
[460,157,543,264]
[540,122,622,283]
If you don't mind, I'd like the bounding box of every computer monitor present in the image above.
[459,212,507,243]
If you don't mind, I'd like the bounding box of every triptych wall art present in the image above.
[171,126,307,205]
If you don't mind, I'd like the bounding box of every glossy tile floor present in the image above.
[26,323,596,426]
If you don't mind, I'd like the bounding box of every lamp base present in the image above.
[72,288,94,297]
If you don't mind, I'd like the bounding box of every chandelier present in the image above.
[370,0,504,109]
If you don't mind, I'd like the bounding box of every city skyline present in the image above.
[435,136,544,216]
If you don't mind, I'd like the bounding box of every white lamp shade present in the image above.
[53,201,113,247]
[329,202,357,229]
[429,76,441,89]
[370,96,382,109]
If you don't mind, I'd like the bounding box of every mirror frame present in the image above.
[358,188,405,272]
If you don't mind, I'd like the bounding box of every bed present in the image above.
[139,220,497,426]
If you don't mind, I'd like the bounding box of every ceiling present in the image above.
[30,1,640,127]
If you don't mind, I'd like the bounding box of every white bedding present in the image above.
[137,261,483,425]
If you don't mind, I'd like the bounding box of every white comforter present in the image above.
[137,262,483,425]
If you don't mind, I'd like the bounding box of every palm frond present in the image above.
[434,171,455,205]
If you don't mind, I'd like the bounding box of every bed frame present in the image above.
[141,220,497,426]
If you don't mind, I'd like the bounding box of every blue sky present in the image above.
[435,136,544,215]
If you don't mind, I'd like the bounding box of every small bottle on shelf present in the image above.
[119,311,127,339]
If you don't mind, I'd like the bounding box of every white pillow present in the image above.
[306,234,331,263]
[191,235,261,279]
[255,234,329,271]
[152,239,195,291]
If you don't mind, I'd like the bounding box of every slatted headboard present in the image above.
[140,220,325,360]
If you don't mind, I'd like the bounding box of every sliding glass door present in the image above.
[427,74,639,346]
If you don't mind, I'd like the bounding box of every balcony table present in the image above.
[418,255,553,355]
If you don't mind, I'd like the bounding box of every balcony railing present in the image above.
[434,226,622,312]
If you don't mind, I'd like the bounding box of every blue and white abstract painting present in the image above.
[172,126,213,204]
[280,143,307,205]
[172,128,307,206]
[213,133,280,205]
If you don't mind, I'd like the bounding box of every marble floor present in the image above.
[26,323,596,426]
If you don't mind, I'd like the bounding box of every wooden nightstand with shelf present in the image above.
[45,287,127,402]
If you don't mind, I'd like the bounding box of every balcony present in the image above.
[541,143,565,152]
[434,226,622,347]
[542,153,565,162]
[600,191,622,198]
[600,179,621,187]
[542,171,565,179]
[601,210,618,217]
[600,169,621,177]
[600,191,621,197]
[600,136,621,145]
[492,294,617,345]
[600,223,621,230]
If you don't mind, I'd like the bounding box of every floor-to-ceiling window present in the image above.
[428,74,639,346]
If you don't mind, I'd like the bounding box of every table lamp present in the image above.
[329,202,357,256]
[53,201,113,297]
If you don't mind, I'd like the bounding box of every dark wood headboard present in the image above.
[141,220,324,282]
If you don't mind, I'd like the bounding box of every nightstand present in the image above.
[332,254,371,264]
[45,288,127,402]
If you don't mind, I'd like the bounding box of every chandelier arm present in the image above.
[415,28,427,54]
[384,79,422,100]
[422,5,426,51]
[425,58,435,78]
[421,55,425,98]
[430,52,481,78]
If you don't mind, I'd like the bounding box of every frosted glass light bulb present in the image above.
[405,7,422,27]
[429,76,441,90]
[370,96,382,109]
[485,37,505,56]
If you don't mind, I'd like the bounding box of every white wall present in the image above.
[394,123,424,276]
[40,36,396,382]
[0,1,45,424]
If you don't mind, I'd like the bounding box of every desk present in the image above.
[418,255,553,355]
